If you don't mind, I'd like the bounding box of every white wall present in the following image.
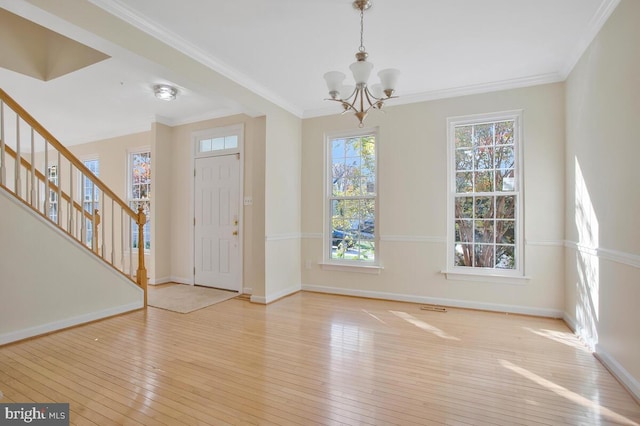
[564,0,640,399]
[0,187,143,345]
[302,83,566,316]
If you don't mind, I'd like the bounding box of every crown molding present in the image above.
[303,72,564,119]
[88,0,304,118]
[560,0,622,78]
[89,0,619,122]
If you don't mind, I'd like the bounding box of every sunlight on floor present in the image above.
[523,327,590,352]
[500,359,638,426]
[361,309,387,324]
[390,311,460,341]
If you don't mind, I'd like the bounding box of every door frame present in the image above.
[190,124,244,288]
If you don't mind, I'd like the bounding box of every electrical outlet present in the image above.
[243,196,253,205]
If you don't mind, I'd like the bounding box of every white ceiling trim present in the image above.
[88,0,620,122]
[88,0,304,118]
[154,107,245,128]
[64,123,152,146]
[303,72,565,119]
[560,0,621,78]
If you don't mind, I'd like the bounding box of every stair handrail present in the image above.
[0,88,147,305]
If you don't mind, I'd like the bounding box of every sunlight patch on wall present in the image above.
[574,158,600,349]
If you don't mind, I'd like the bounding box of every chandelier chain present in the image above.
[323,0,399,127]
[359,7,365,53]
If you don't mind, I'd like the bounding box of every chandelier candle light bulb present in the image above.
[323,0,399,127]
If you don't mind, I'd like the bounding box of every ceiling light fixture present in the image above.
[153,84,178,101]
[323,0,399,127]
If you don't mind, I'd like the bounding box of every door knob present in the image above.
[233,230,238,236]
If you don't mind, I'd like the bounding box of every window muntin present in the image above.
[82,159,99,248]
[327,132,377,263]
[47,165,58,223]
[128,150,151,251]
[198,135,238,153]
[449,113,522,274]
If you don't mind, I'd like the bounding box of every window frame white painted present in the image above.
[80,157,100,250]
[322,127,381,270]
[445,110,525,279]
[126,147,151,253]
[46,163,59,223]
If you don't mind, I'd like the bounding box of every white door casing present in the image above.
[194,154,241,291]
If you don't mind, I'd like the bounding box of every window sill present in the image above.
[320,262,383,274]
[441,270,531,285]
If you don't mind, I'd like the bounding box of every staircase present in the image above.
[0,88,147,342]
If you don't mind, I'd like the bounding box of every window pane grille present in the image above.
[328,134,376,262]
[129,151,151,250]
[451,119,519,271]
[82,159,99,248]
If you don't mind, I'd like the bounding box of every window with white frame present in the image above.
[327,131,377,263]
[128,150,151,251]
[82,159,99,248]
[47,165,58,223]
[447,112,523,275]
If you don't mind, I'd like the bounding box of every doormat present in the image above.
[148,284,238,313]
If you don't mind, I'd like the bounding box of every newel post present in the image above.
[136,206,148,307]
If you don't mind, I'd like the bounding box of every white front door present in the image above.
[194,154,241,291]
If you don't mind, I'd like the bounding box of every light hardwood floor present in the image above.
[0,292,638,425]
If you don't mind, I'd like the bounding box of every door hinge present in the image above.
[193,267,196,275]
[194,217,196,226]
[236,153,240,160]
[194,168,196,177]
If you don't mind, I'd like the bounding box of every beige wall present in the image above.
[564,0,640,398]
[170,114,266,296]
[64,114,267,295]
[302,83,566,315]
[0,187,143,345]
[263,110,302,302]
[151,123,172,282]
[69,130,152,279]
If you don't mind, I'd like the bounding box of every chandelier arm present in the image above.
[363,87,380,105]
[322,0,399,126]
[325,97,360,114]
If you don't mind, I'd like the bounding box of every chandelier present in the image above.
[323,0,400,127]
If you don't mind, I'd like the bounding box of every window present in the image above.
[128,150,151,251]
[82,159,99,248]
[198,135,238,153]
[327,131,377,263]
[447,112,523,276]
[47,165,58,223]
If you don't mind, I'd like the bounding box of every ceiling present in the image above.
[0,0,620,144]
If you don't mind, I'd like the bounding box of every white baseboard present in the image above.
[0,301,143,346]
[595,345,640,403]
[170,276,193,285]
[301,284,564,318]
[250,285,301,304]
[150,276,172,285]
[563,312,578,333]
